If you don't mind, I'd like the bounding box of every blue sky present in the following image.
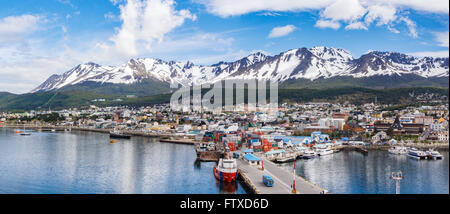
[0,0,448,93]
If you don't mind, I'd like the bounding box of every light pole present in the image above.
[292,160,297,194]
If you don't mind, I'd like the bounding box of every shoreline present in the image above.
[1,125,449,150]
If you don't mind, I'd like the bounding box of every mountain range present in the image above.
[32,46,449,93]
[0,46,448,111]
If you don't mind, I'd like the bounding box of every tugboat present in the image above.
[213,158,238,182]
[109,130,131,139]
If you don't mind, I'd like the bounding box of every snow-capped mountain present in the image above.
[32,47,449,93]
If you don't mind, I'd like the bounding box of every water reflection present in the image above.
[282,151,449,194]
[215,180,238,194]
[0,128,247,194]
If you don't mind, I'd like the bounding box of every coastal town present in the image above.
[1,99,448,193]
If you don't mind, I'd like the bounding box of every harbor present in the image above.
[1,102,449,195]
[0,127,448,194]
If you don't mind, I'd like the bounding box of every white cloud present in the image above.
[345,22,368,30]
[268,25,296,38]
[321,0,366,22]
[364,5,397,26]
[387,25,400,34]
[433,31,449,47]
[199,0,448,37]
[0,14,44,44]
[104,12,119,21]
[314,20,341,30]
[257,12,281,16]
[199,0,330,17]
[200,0,449,17]
[409,50,449,58]
[399,16,418,38]
[103,0,197,58]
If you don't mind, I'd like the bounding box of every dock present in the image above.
[237,156,326,194]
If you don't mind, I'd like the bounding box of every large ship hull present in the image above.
[213,166,237,182]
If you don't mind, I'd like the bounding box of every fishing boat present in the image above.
[388,146,408,155]
[109,130,131,139]
[317,148,333,156]
[213,158,238,182]
[426,149,443,160]
[407,148,428,160]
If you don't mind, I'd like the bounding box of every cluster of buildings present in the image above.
[1,101,449,144]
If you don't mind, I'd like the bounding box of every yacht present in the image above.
[426,149,443,160]
[301,149,317,159]
[388,146,408,155]
[407,148,428,160]
[275,153,296,163]
[317,148,333,156]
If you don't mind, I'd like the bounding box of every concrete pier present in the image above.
[237,155,326,194]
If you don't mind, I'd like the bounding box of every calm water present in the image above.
[282,150,449,194]
[0,128,246,194]
[1,128,448,194]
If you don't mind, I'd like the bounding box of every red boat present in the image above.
[213,158,238,182]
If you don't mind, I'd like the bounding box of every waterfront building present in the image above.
[243,153,262,166]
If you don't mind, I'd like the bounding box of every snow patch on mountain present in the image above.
[32,47,449,93]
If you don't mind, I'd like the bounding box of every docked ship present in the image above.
[407,148,428,160]
[301,149,317,159]
[109,130,131,139]
[317,148,333,156]
[213,158,238,182]
[275,153,296,163]
[388,146,408,155]
[426,149,443,160]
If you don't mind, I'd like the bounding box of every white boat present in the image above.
[426,149,443,160]
[388,146,408,155]
[275,153,296,163]
[20,124,31,136]
[317,148,333,156]
[301,149,317,159]
[407,148,428,160]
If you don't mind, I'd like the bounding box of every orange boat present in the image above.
[213,158,238,182]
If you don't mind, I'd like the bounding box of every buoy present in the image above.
[110,140,117,143]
